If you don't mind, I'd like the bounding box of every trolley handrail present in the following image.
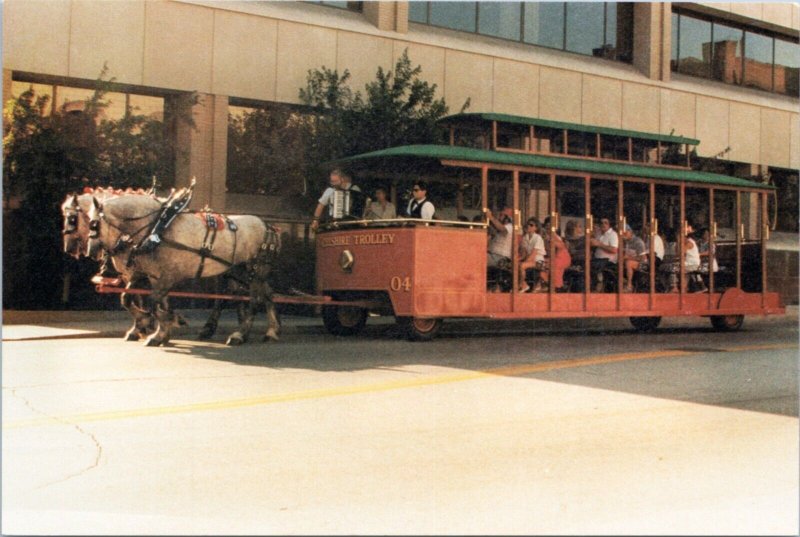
[319,218,489,231]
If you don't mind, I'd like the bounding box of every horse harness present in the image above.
[92,204,278,280]
[157,212,240,279]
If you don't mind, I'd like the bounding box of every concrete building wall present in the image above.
[4,0,797,176]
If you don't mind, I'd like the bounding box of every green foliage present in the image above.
[2,68,177,309]
[226,107,308,195]
[299,49,464,193]
[226,49,462,200]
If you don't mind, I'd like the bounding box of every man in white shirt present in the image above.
[311,168,362,232]
[589,217,618,292]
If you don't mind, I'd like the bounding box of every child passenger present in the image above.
[518,218,546,293]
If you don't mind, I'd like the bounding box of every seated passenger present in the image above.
[364,187,396,220]
[486,207,514,270]
[697,228,719,274]
[565,220,586,268]
[311,167,362,232]
[621,225,646,292]
[641,221,665,270]
[684,225,707,293]
[517,218,545,293]
[589,217,619,292]
[539,225,572,293]
[405,181,435,220]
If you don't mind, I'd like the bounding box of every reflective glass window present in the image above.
[565,2,605,56]
[609,3,633,62]
[523,2,564,49]
[671,12,680,70]
[744,31,773,91]
[409,1,428,23]
[430,1,477,33]
[774,38,800,97]
[711,22,743,85]
[677,14,712,78]
[478,2,521,41]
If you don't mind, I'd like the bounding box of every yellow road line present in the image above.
[4,343,796,430]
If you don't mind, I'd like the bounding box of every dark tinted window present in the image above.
[774,38,800,97]
[410,2,632,64]
[566,2,605,56]
[672,8,797,96]
[478,2,521,41]
[408,1,428,23]
[744,30,773,91]
[712,22,743,85]
[430,2,476,32]
[677,14,712,78]
[523,2,564,49]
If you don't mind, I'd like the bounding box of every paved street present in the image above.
[2,309,798,535]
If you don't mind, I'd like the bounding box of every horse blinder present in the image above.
[63,214,79,235]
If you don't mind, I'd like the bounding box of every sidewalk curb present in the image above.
[3,307,795,342]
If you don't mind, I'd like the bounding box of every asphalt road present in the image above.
[3,311,798,535]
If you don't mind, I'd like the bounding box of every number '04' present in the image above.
[390,276,411,292]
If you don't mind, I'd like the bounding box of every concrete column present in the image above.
[633,2,671,82]
[3,69,13,104]
[169,92,228,211]
[363,1,408,33]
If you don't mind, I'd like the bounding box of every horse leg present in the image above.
[121,282,153,341]
[199,299,222,340]
[261,282,280,342]
[144,292,175,347]
[226,301,254,346]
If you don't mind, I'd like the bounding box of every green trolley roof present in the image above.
[439,113,701,146]
[337,144,773,190]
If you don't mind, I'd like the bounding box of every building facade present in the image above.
[3,1,798,298]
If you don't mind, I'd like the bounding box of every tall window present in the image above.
[744,30,774,91]
[410,2,632,63]
[523,2,565,49]
[674,13,712,78]
[565,3,604,56]
[478,2,521,41]
[712,22,743,85]
[672,9,799,96]
[775,38,800,97]
[306,1,362,12]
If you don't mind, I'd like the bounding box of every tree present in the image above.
[299,49,466,194]
[226,106,308,196]
[2,69,178,309]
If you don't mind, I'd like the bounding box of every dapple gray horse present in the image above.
[62,190,250,342]
[85,194,281,346]
[62,190,164,340]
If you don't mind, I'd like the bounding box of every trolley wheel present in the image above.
[710,314,744,332]
[629,316,662,332]
[322,305,367,336]
[398,316,442,341]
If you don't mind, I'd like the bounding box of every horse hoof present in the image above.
[124,330,141,342]
[263,331,280,342]
[198,325,216,340]
[226,335,244,346]
[144,336,162,347]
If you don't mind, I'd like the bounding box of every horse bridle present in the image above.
[89,205,162,255]
[63,211,80,236]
